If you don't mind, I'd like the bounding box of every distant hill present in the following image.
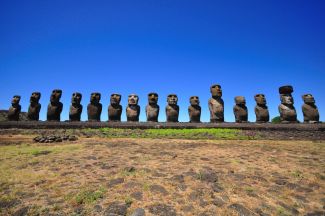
[0,110,28,121]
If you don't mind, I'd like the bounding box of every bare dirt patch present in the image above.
[0,135,324,215]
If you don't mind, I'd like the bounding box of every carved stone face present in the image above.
[90,92,101,104]
[167,94,178,105]
[281,94,294,105]
[30,92,41,103]
[302,94,315,104]
[110,93,121,106]
[254,94,266,105]
[210,84,222,97]
[128,94,139,105]
[190,96,200,106]
[71,92,82,105]
[235,96,246,106]
[148,93,158,105]
[11,95,21,105]
[50,89,62,103]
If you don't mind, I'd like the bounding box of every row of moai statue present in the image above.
[7,85,320,123]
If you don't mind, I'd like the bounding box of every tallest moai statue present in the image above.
[208,84,224,123]
[278,85,298,123]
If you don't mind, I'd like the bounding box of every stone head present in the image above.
[128,94,139,105]
[30,92,41,103]
[254,94,266,105]
[190,96,200,106]
[280,94,294,106]
[110,93,121,106]
[71,92,82,105]
[302,94,315,105]
[50,89,62,103]
[235,96,246,106]
[167,94,178,105]
[210,84,222,97]
[90,92,101,104]
[148,92,158,105]
[11,95,21,105]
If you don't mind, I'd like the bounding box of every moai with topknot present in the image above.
[166,94,179,122]
[278,85,298,123]
[208,84,224,123]
[87,92,102,121]
[69,92,83,121]
[27,92,41,121]
[126,94,140,122]
[254,94,269,123]
[108,93,122,121]
[47,89,63,121]
[8,95,21,121]
[188,96,201,123]
[233,96,248,123]
[302,94,320,123]
[146,92,159,122]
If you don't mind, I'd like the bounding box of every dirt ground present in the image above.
[0,135,324,216]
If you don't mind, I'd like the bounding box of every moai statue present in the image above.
[146,92,159,122]
[27,92,41,121]
[233,96,248,123]
[166,94,179,122]
[302,94,320,123]
[254,94,269,123]
[7,95,21,121]
[47,89,63,121]
[87,92,102,121]
[69,92,83,121]
[108,93,122,121]
[188,96,201,123]
[126,94,140,122]
[278,85,298,123]
[208,84,224,123]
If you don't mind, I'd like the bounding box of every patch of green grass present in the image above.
[244,186,254,193]
[276,206,291,216]
[291,170,303,179]
[89,128,251,140]
[72,186,106,205]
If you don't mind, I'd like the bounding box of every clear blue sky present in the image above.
[1,0,324,122]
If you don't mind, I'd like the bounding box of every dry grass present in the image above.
[0,135,324,215]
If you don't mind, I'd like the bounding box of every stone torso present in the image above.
[233,105,248,123]
[8,105,21,121]
[279,104,297,122]
[208,97,224,122]
[166,105,179,122]
[188,105,201,123]
[302,104,319,123]
[254,105,269,123]
[108,105,122,121]
[28,103,41,121]
[87,103,102,121]
[69,104,83,121]
[47,102,63,121]
[126,105,140,121]
[146,104,159,122]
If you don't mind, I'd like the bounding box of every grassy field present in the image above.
[0,132,324,215]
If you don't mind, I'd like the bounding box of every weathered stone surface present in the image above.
[126,94,140,122]
[254,94,269,123]
[278,85,298,123]
[104,202,128,216]
[8,95,21,121]
[166,94,179,122]
[234,96,248,123]
[108,93,122,122]
[107,178,124,187]
[146,92,159,122]
[87,92,102,121]
[208,84,224,123]
[69,92,82,121]
[130,208,145,216]
[27,92,41,121]
[228,203,256,216]
[148,203,176,216]
[188,96,201,123]
[47,89,63,121]
[302,94,320,123]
